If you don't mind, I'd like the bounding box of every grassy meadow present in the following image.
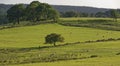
[0,18,120,66]
[5,40,120,66]
[11,56,120,66]
[60,18,120,31]
[0,23,120,48]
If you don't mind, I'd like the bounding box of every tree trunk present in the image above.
[17,18,20,24]
[13,22,16,25]
[53,42,56,46]
[115,18,117,22]
[113,18,117,22]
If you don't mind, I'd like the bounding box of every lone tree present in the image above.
[45,33,64,46]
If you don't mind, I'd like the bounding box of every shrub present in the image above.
[90,55,98,58]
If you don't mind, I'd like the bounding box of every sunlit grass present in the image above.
[0,24,120,48]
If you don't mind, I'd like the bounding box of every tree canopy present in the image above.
[109,9,119,22]
[25,1,40,21]
[7,1,60,24]
[7,4,25,24]
[45,33,64,46]
[25,1,59,22]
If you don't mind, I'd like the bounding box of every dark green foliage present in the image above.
[95,12,105,17]
[45,33,64,46]
[80,13,89,17]
[90,55,98,58]
[25,1,40,22]
[26,1,59,22]
[0,15,8,25]
[63,11,79,17]
[6,1,59,25]
[116,52,120,55]
[109,9,119,22]
[47,8,59,22]
[61,11,91,17]
[7,4,25,24]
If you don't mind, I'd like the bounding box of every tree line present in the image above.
[0,2,120,25]
[60,9,120,21]
[7,1,59,25]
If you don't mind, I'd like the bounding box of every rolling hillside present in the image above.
[0,18,120,66]
[0,23,120,66]
[52,5,110,13]
[0,4,110,15]
[0,23,120,48]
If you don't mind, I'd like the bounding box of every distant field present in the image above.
[60,17,120,31]
[0,24,120,48]
[60,17,112,20]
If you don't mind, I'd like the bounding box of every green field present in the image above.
[60,18,120,31]
[11,56,120,66]
[0,18,120,66]
[6,41,120,66]
[0,23,120,48]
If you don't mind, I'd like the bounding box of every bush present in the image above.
[116,52,120,55]
[90,55,98,58]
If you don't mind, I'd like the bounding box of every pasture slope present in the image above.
[0,23,120,48]
[9,39,120,66]
[0,18,120,66]
[11,56,120,66]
